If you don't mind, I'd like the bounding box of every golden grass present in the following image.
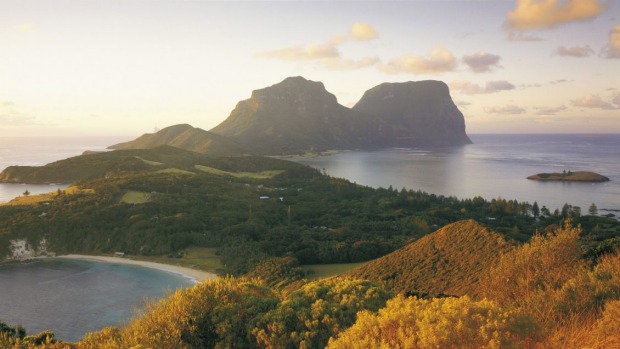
[120,190,151,204]
[195,165,284,179]
[0,186,94,206]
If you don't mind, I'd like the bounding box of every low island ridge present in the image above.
[527,171,610,182]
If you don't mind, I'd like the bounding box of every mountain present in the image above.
[108,124,250,156]
[210,76,369,154]
[210,77,470,153]
[109,77,471,155]
[352,80,472,147]
[344,220,512,297]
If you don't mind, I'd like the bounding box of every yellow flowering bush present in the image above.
[327,294,541,349]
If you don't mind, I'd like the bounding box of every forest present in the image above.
[1,151,620,348]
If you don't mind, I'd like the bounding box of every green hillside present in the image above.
[0,146,306,184]
[108,124,251,156]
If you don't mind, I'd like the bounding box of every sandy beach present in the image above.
[59,254,217,283]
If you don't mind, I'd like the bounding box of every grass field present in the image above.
[135,156,163,166]
[120,190,152,204]
[301,262,366,280]
[135,247,223,274]
[195,165,284,179]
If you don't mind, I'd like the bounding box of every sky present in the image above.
[1,0,619,138]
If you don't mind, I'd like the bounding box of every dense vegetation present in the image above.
[2,223,620,348]
[1,147,620,348]
[1,147,619,275]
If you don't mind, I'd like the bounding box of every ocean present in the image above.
[1,133,619,340]
[0,136,130,202]
[291,134,620,214]
[0,258,194,342]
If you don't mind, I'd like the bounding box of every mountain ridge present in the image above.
[112,76,471,155]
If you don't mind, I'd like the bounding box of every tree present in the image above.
[532,201,540,218]
[22,189,30,196]
[589,203,599,216]
[561,203,571,217]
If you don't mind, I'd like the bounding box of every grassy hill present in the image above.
[344,219,514,297]
[108,124,251,156]
[0,145,311,184]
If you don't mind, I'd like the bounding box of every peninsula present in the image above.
[527,171,610,182]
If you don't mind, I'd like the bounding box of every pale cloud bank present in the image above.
[484,105,526,115]
[554,45,594,57]
[258,22,379,70]
[380,48,457,74]
[0,101,36,126]
[572,94,618,110]
[603,25,620,59]
[535,105,567,115]
[505,0,606,30]
[450,80,515,94]
[260,43,339,61]
[12,22,36,32]
[349,22,378,41]
[506,31,543,41]
[462,51,502,73]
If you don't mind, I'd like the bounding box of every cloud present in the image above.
[12,22,36,32]
[613,93,620,105]
[550,79,571,85]
[258,43,339,61]
[321,57,380,71]
[506,31,544,41]
[350,22,378,41]
[554,45,594,57]
[0,101,36,126]
[572,94,618,109]
[505,0,606,30]
[257,23,379,70]
[462,51,502,73]
[602,25,620,59]
[484,105,527,115]
[451,80,516,94]
[379,48,457,74]
[535,105,567,115]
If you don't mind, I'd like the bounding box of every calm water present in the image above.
[0,136,130,202]
[0,258,194,342]
[292,134,620,213]
[1,133,618,340]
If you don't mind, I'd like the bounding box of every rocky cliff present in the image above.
[210,77,471,154]
[210,76,368,154]
[108,77,471,156]
[353,80,472,147]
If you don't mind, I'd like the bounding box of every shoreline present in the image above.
[58,254,217,283]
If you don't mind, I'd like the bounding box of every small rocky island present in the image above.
[527,171,610,182]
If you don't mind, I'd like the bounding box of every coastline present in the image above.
[58,254,217,283]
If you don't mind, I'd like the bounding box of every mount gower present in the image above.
[110,77,471,155]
